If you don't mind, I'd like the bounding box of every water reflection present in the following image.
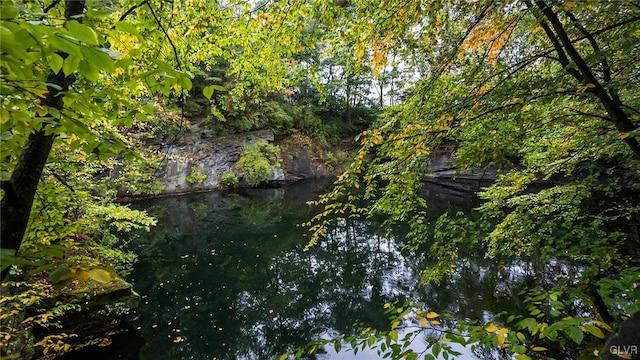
[127,180,579,360]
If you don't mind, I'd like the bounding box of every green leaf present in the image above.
[48,53,64,74]
[135,112,148,121]
[566,326,584,344]
[432,343,441,358]
[210,84,228,92]
[115,21,143,41]
[79,59,99,81]
[51,35,82,56]
[80,46,115,73]
[0,249,35,271]
[334,341,342,352]
[0,3,19,19]
[179,76,193,91]
[63,55,81,76]
[279,352,288,360]
[364,335,372,347]
[49,265,74,284]
[66,20,99,45]
[583,324,606,339]
[203,85,215,100]
[517,318,537,332]
[389,330,398,343]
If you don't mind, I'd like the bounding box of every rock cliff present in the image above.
[143,128,342,197]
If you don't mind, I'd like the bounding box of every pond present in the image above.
[125,180,579,360]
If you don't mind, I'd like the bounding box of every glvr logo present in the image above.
[610,345,638,358]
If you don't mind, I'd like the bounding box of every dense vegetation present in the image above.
[1,0,639,359]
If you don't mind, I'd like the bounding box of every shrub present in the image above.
[324,152,339,170]
[187,165,207,184]
[293,107,322,136]
[237,141,281,186]
[218,170,239,189]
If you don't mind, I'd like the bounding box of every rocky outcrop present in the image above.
[424,145,498,191]
[135,129,344,198]
[279,133,343,181]
[152,129,283,195]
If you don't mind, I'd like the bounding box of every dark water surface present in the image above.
[126,180,574,360]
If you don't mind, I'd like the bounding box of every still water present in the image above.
[127,180,574,360]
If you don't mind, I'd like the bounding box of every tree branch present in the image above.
[52,173,75,193]
[43,0,61,13]
[524,0,583,81]
[119,0,147,21]
[145,1,182,71]
[533,0,640,159]
[564,10,611,82]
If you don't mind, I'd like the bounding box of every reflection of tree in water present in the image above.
[126,181,584,360]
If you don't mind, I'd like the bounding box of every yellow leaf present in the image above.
[614,352,632,360]
[564,1,577,10]
[486,325,499,333]
[532,347,547,351]
[430,320,441,325]
[384,303,391,308]
[498,328,508,346]
[591,320,612,332]
[583,324,606,339]
[620,132,630,139]
[77,268,90,281]
[585,83,596,88]
[420,318,428,327]
[426,311,439,319]
[87,269,115,283]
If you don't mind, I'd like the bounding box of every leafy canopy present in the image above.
[302,1,640,358]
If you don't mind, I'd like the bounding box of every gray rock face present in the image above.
[154,129,283,194]
[424,145,498,192]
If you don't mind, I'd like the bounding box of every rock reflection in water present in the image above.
[126,180,580,360]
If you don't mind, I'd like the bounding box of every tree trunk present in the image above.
[529,0,640,159]
[1,0,85,281]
